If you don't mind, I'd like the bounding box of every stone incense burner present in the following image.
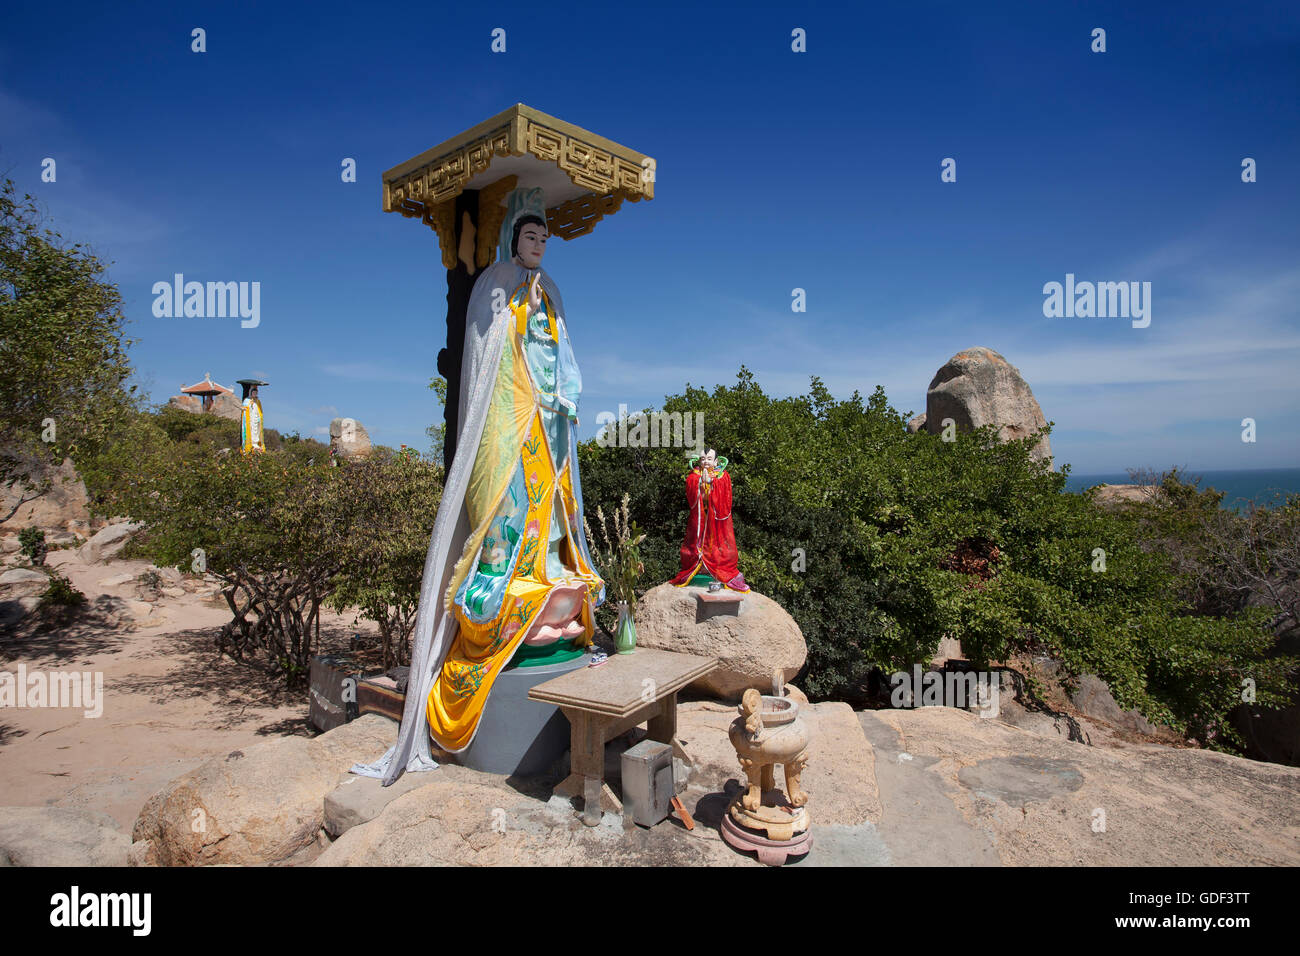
[726,687,810,843]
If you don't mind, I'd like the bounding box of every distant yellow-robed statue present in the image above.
[237,380,267,453]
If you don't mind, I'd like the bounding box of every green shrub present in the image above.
[577,367,1295,749]
[18,526,46,565]
[40,569,85,607]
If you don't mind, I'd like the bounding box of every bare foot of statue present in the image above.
[521,583,588,645]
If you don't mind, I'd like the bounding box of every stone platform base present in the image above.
[720,813,813,866]
[728,795,809,841]
[458,651,593,777]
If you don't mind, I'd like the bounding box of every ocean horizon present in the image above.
[1063,467,1300,511]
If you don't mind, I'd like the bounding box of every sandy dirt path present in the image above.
[0,550,380,832]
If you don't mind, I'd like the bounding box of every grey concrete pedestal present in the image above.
[456,651,591,776]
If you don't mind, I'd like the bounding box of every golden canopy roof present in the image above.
[383,103,655,270]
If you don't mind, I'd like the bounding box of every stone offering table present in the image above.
[528,648,717,826]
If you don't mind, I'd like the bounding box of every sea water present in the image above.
[1064,467,1300,511]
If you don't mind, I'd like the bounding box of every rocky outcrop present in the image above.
[0,807,130,866]
[166,392,243,421]
[861,706,1300,866]
[329,417,372,460]
[0,567,49,592]
[0,456,90,533]
[1067,674,1159,736]
[634,583,807,701]
[0,567,49,625]
[920,347,1052,463]
[1090,484,1152,507]
[78,521,144,564]
[130,714,397,866]
[314,701,879,867]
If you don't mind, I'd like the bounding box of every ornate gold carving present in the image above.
[546,192,624,241]
[476,175,518,269]
[383,104,653,255]
[422,201,458,270]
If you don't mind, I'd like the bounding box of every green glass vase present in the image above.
[615,600,637,654]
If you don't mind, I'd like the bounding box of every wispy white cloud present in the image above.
[320,362,426,385]
[580,256,1300,471]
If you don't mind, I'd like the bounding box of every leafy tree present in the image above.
[101,412,443,683]
[18,526,46,565]
[326,451,443,669]
[425,376,448,465]
[0,177,138,519]
[108,444,348,685]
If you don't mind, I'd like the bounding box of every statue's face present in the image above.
[514,223,548,269]
[250,387,259,401]
[701,451,717,469]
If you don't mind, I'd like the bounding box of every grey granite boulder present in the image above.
[922,347,1052,463]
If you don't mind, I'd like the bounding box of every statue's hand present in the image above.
[527,272,542,317]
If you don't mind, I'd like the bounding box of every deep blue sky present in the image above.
[3,1,1298,473]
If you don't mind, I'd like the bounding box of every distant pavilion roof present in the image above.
[180,373,234,397]
[382,103,655,270]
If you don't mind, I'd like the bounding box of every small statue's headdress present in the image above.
[687,448,728,472]
[497,187,548,263]
[236,378,268,400]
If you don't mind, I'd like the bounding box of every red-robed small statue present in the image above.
[669,448,750,592]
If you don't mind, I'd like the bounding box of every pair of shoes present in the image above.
[588,650,609,667]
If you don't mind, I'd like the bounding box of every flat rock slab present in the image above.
[316,699,881,866]
[861,707,1300,866]
[957,755,1084,808]
[0,806,129,866]
[324,763,481,838]
[0,569,48,586]
[790,822,891,867]
[315,777,755,867]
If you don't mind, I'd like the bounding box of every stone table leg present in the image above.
[565,708,606,827]
[646,691,677,744]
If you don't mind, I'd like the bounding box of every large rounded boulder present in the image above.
[923,347,1052,463]
[633,583,807,701]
